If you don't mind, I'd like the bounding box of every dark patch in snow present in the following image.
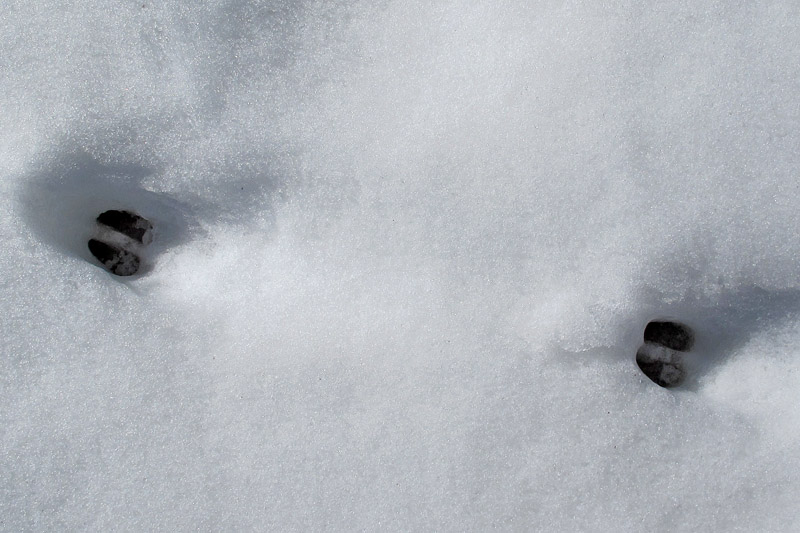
[644,321,694,352]
[636,344,685,388]
[97,210,153,244]
[89,210,152,276]
[637,321,695,388]
[88,238,141,276]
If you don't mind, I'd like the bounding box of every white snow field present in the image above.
[2,1,800,530]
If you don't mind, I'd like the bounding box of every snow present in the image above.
[2,1,799,530]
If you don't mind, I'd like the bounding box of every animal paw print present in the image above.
[636,320,695,388]
[88,210,153,276]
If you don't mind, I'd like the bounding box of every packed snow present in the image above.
[2,1,799,530]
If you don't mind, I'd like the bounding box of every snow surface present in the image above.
[2,1,800,530]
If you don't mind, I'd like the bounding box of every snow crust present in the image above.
[2,1,800,530]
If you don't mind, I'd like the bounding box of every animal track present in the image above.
[636,320,695,388]
[88,210,153,276]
